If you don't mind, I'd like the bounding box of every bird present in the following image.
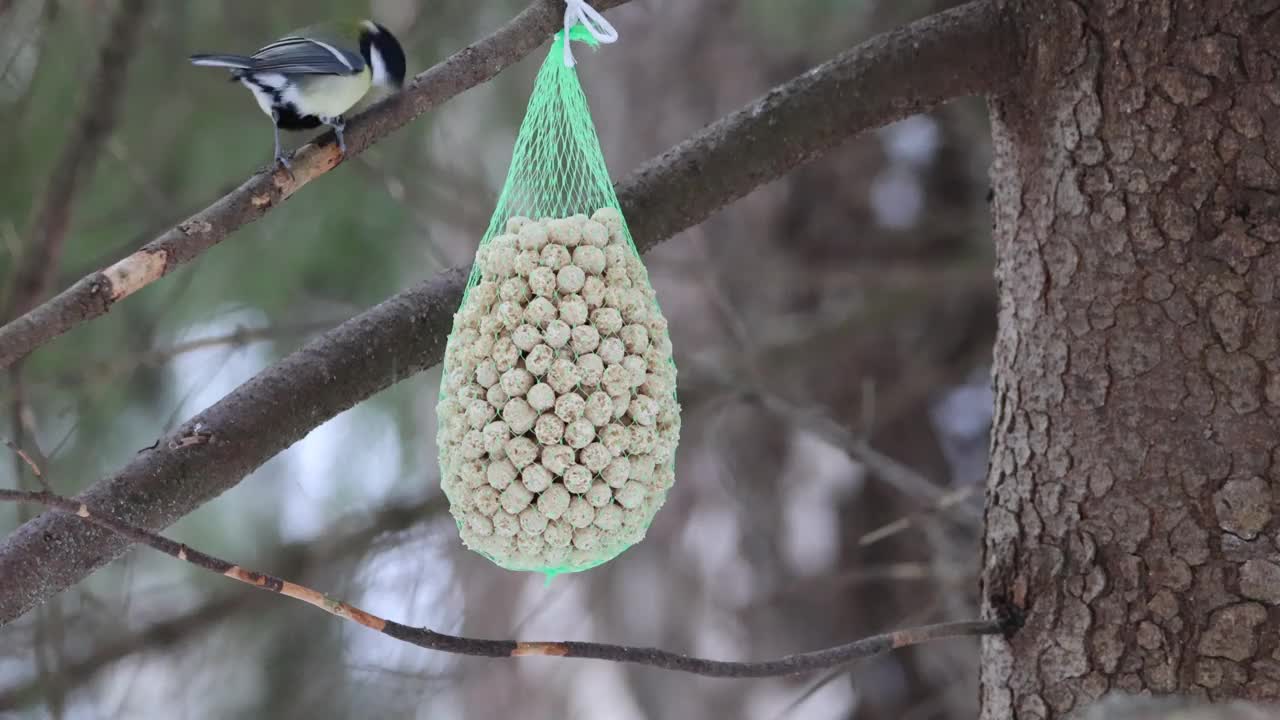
[189,20,406,169]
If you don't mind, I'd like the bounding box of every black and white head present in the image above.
[359,21,406,90]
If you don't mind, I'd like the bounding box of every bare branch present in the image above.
[54,320,336,389]
[0,493,443,711]
[858,485,981,547]
[0,488,1004,678]
[0,0,633,370]
[0,593,244,713]
[0,0,1019,625]
[1,0,150,321]
[6,372,50,494]
[1,438,41,484]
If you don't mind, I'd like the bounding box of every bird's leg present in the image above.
[325,116,347,155]
[270,111,291,172]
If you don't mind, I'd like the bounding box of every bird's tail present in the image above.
[189,54,255,71]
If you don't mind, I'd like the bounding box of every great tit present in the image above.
[190,20,406,169]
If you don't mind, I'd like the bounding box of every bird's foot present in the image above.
[274,154,294,181]
[325,116,348,157]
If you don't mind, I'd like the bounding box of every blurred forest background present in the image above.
[0,0,998,718]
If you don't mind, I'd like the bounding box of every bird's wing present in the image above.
[247,36,364,75]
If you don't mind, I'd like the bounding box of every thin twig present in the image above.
[0,493,446,711]
[0,488,1003,678]
[54,321,337,389]
[6,370,50,494]
[686,344,954,509]
[1,438,41,482]
[772,665,850,720]
[0,0,633,369]
[858,485,980,547]
[2,412,58,714]
[0,0,1019,625]
[0,594,243,713]
[754,388,948,505]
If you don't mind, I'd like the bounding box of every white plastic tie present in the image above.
[563,0,618,67]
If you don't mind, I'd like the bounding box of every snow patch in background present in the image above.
[168,307,274,419]
[870,116,941,229]
[929,366,994,487]
[781,429,861,577]
[869,168,923,230]
[746,675,857,720]
[680,447,756,608]
[275,406,405,543]
[880,115,940,168]
[349,536,460,679]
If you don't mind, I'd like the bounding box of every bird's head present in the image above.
[359,20,406,90]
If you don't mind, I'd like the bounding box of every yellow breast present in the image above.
[287,67,372,120]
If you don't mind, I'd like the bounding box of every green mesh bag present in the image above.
[436,25,679,577]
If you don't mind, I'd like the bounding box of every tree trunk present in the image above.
[981,1,1280,717]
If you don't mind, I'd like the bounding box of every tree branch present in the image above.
[0,0,632,370]
[0,488,1004,678]
[0,593,244,713]
[0,493,444,711]
[2,0,150,321]
[0,0,1018,625]
[53,320,337,389]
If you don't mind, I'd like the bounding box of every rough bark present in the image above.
[980,1,1280,718]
